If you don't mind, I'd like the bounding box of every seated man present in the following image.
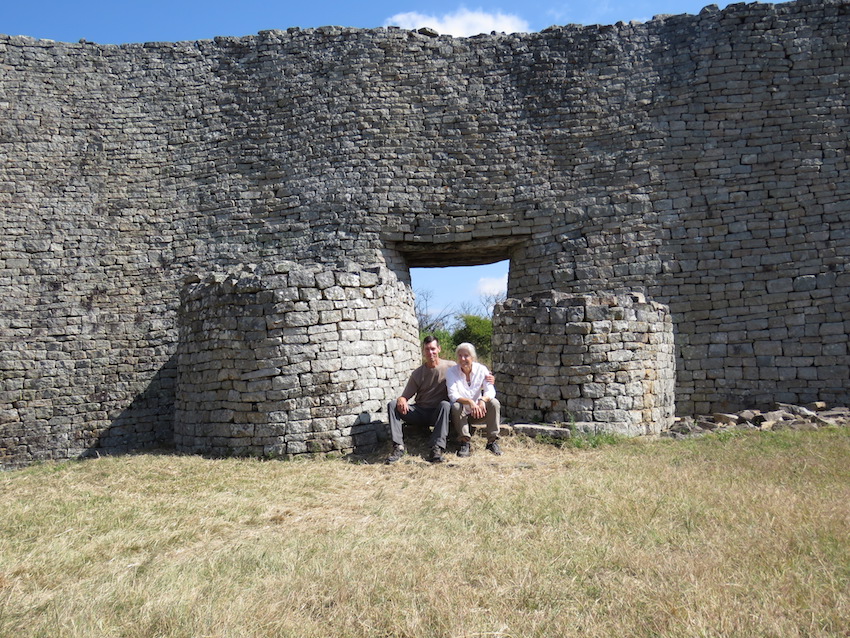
[385,335,453,464]
[446,342,502,457]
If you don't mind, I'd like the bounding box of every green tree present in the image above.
[429,328,456,355]
[452,314,493,363]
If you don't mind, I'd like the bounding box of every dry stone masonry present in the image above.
[493,292,676,434]
[1,0,848,467]
[176,262,418,456]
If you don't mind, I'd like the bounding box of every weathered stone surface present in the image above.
[494,293,676,434]
[1,0,849,467]
[665,403,850,438]
[174,261,418,456]
[511,423,573,440]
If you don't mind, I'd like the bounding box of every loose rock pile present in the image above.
[507,402,850,443]
[665,402,850,438]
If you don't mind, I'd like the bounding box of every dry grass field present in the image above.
[2,427,849,638]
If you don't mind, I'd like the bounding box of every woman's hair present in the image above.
[455,342,477,360]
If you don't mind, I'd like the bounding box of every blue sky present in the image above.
[3,0,733,319]
[3,1,733,46]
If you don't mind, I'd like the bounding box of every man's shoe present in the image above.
[486,441,503,456]
[457,441,471,458]
[428,446,445,463]
[385,444,406,464]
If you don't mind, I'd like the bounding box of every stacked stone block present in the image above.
[1,0,848,467]
[175,262,418,456]
[493,293,675,435]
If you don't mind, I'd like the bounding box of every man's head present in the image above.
[422,335,441,367]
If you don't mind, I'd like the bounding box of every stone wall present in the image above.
[1,0,848,467]
[175,262,418,456]
[493,292,676,434]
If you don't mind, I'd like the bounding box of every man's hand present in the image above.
[396,396,410,415]
[485,373,495,385]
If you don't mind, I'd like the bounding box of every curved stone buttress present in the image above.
[175,262,419,456]
[493,292,676,434]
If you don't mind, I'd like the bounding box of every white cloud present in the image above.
[476,274,508,297]
[385,8,530,37]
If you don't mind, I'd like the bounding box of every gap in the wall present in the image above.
[410,260,509,334]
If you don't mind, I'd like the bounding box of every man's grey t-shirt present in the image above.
[400,359,456,408]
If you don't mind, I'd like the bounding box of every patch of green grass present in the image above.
[708,428,740,442]
[535,430,627,449]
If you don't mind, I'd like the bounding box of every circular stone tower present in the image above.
[492,292,675,435]
[174,261,419,457]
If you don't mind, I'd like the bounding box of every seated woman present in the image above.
[446,342,502,456]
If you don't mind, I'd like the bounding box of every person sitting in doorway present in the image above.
[446,342,502,457]
[385,335,494,464]
[385,335,453,464]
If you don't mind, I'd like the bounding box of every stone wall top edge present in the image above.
[181,260,391,286]
[0,26,524,50]
[499,291,668,309]
[0,0,831,51]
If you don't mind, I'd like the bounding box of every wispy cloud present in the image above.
[476,274,508,297]
[384,8,530,37]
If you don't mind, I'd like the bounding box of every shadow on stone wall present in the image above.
[82,353,178,459]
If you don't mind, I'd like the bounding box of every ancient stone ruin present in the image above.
[493,292,676,434]
[1,0,848,467]
[176,262,418,456]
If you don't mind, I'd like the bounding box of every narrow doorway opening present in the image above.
[410,260,509,366]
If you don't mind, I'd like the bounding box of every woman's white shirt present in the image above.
[446,361,496,415]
